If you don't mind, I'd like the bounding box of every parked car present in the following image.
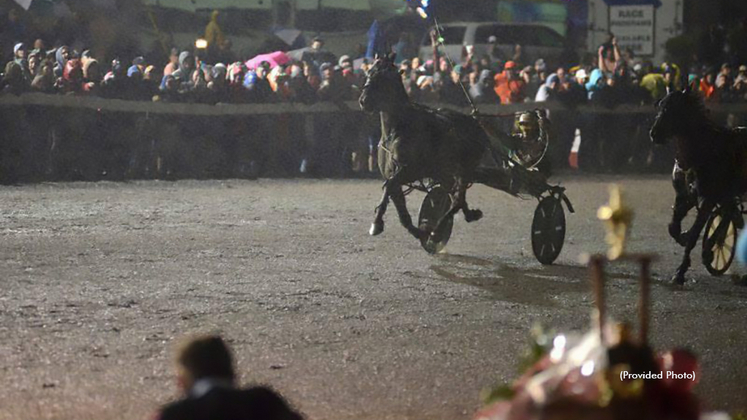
[418,22,577,69]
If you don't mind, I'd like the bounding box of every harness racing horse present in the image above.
[650,86,747,284]
[359,54,496,242]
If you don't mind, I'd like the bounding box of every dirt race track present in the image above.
[2,175,747,420]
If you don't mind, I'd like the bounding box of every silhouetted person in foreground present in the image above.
[155,335,303,420]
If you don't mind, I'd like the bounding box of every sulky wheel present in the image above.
[702,208,738,276]
[531,195,566,265]
[418,186,454,254]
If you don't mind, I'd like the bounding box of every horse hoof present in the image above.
[671,273,686,286]
[369,221,384,236]
[464,209,483,223]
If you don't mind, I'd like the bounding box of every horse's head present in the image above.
[359,53,408,113]
[650,86,702,144]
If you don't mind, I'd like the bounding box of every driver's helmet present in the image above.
[517,112,539,138]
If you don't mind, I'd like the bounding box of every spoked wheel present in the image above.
[531,195,566,265]
[702,208,737,276]
[418,186,454,254]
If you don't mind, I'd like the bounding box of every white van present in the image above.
[418,22,573,70]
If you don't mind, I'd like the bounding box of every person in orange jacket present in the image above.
[494,60,526,104]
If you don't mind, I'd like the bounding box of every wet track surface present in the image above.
[1,176,746,419]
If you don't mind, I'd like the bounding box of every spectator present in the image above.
[302,37,335,69]
[164,48,179,76]
[534,59,548,82]
[717,63,734,94]
[82,59,102,94]
[59,58,84,94]
[399,59,413,95]
[33,38,45,52]
[153,74,180,102]
[478,54,496,74]
[523,66,540,100]
[585,68,604,100]
[535,73,560,102]
[142,65,160,98]
[101,58,129,98]
[439,64,470,106]
[598,35,621,77]
[432,56,450,91]
[54,46,71,78]
[27,49,41,78]
[462,44,477,73]
[10,42,31,84]
[204,11,225,52]
[153,335,303,420]
[318,63,353,102]
[340,60,358,90]
[469,69,497,104]
[715,72,734,102]
[494,60,526,104]
[699,68,717,101]
[198,63,228,104]
[226,62,250,103]
[615,65,648,105]
[415,73,438,102]
[30,61,55,93]
[557,68,588,108]
[638,63,666,102]
[245,61,274,103]
[288,62,316,104]
[172,51,197,93]
[486,35,503,63]
[2,59,26,95]
[734,65,747,99]
[303,60,321,91]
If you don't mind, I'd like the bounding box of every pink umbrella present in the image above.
[245,51,291,70]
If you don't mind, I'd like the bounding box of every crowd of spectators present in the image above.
[0,34,366,105]
[4,19,747,108]
[399,31,747,110]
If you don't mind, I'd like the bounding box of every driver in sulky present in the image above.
[506,111,551,176]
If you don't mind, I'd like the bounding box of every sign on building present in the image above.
[609,5,655,56]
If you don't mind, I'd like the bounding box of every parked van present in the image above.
[419,22,574,69]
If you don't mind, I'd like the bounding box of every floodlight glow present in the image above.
[195,39,208,49]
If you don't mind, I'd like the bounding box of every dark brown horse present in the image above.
[650,87,747,284]
[359,54,493,241]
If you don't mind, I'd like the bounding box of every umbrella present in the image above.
[366,20,386,59]
[286,46,336,66]
[274,28,305,49]
[286,47,310,62]
[245,51,290,70]
[14,0,33,10]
